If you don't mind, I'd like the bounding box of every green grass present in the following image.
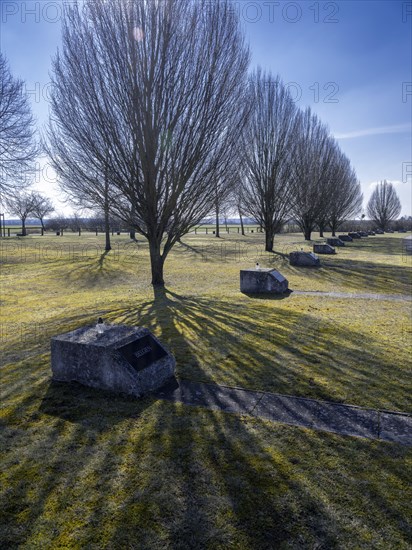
[1,231,411,548]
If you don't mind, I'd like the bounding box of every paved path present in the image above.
[154,379,412,446]
[292,290,412,302]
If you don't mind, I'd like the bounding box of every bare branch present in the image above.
[0,54,39,200]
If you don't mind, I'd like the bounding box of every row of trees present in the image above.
[4,192,54,235]
[240,70,363,247]
[1,0,405,285]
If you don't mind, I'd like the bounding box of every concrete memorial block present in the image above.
[403,235,412,255]
[289,251,320,267]
[359,231,369,237]
[348,232,361,239]
[375,229,384,234]
[313,243,336,254]
[240,268,289,294]
[367,231,376,236]
[51,324,175,398]
[326,237,345,247]
[338,234,353,242]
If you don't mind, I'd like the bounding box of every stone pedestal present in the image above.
[403,235,412,255]
[314,244,336,254]
[326,238,345,247]
[289,251,320,267]
[51,325,175,398]
[240,268,289,294]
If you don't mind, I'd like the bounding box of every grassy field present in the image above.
[1,231,411,548]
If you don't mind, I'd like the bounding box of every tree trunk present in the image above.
[319,224,324,237]
[265,230,274,252]
[103,160,112,251]
[104,208,111,251]
[21,218,26,236]
[130,229,136,240]
[215,196,220,238]
[304,228,312,241]
[149,241,165,286]
[239,209,245,236]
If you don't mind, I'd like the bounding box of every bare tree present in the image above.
[240,71,298,251]
[290,108,336,241]
[327,150,362,236]
[31,192,55,230]
[47,0,250,285]
[5,191,37,236]
[0,54,38,200]
[367,180,401,230]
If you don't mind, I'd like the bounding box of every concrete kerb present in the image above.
[153,379,412,445]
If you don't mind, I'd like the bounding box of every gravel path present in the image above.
[291,290,412,302]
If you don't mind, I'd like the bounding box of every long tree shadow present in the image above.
[309,259,410,295]
[267,254,412,295]
[106,287,411,410]
[97,249,110,270]
[3,289,411,547]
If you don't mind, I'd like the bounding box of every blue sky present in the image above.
[1,0,411,216]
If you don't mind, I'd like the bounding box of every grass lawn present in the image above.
[1,231,411,548]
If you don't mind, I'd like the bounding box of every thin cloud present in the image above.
[334,124,411,140]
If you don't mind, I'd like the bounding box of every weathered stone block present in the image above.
[338,234,353,242]
[51,325,175,398]
[240,268,289,294]
[289,251,320,267]
[348,232,361,239]
[326,238,345,247]
[403,235,412,255]
[313,243,336,254]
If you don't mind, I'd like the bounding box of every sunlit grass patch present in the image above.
[1,231,411,547]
